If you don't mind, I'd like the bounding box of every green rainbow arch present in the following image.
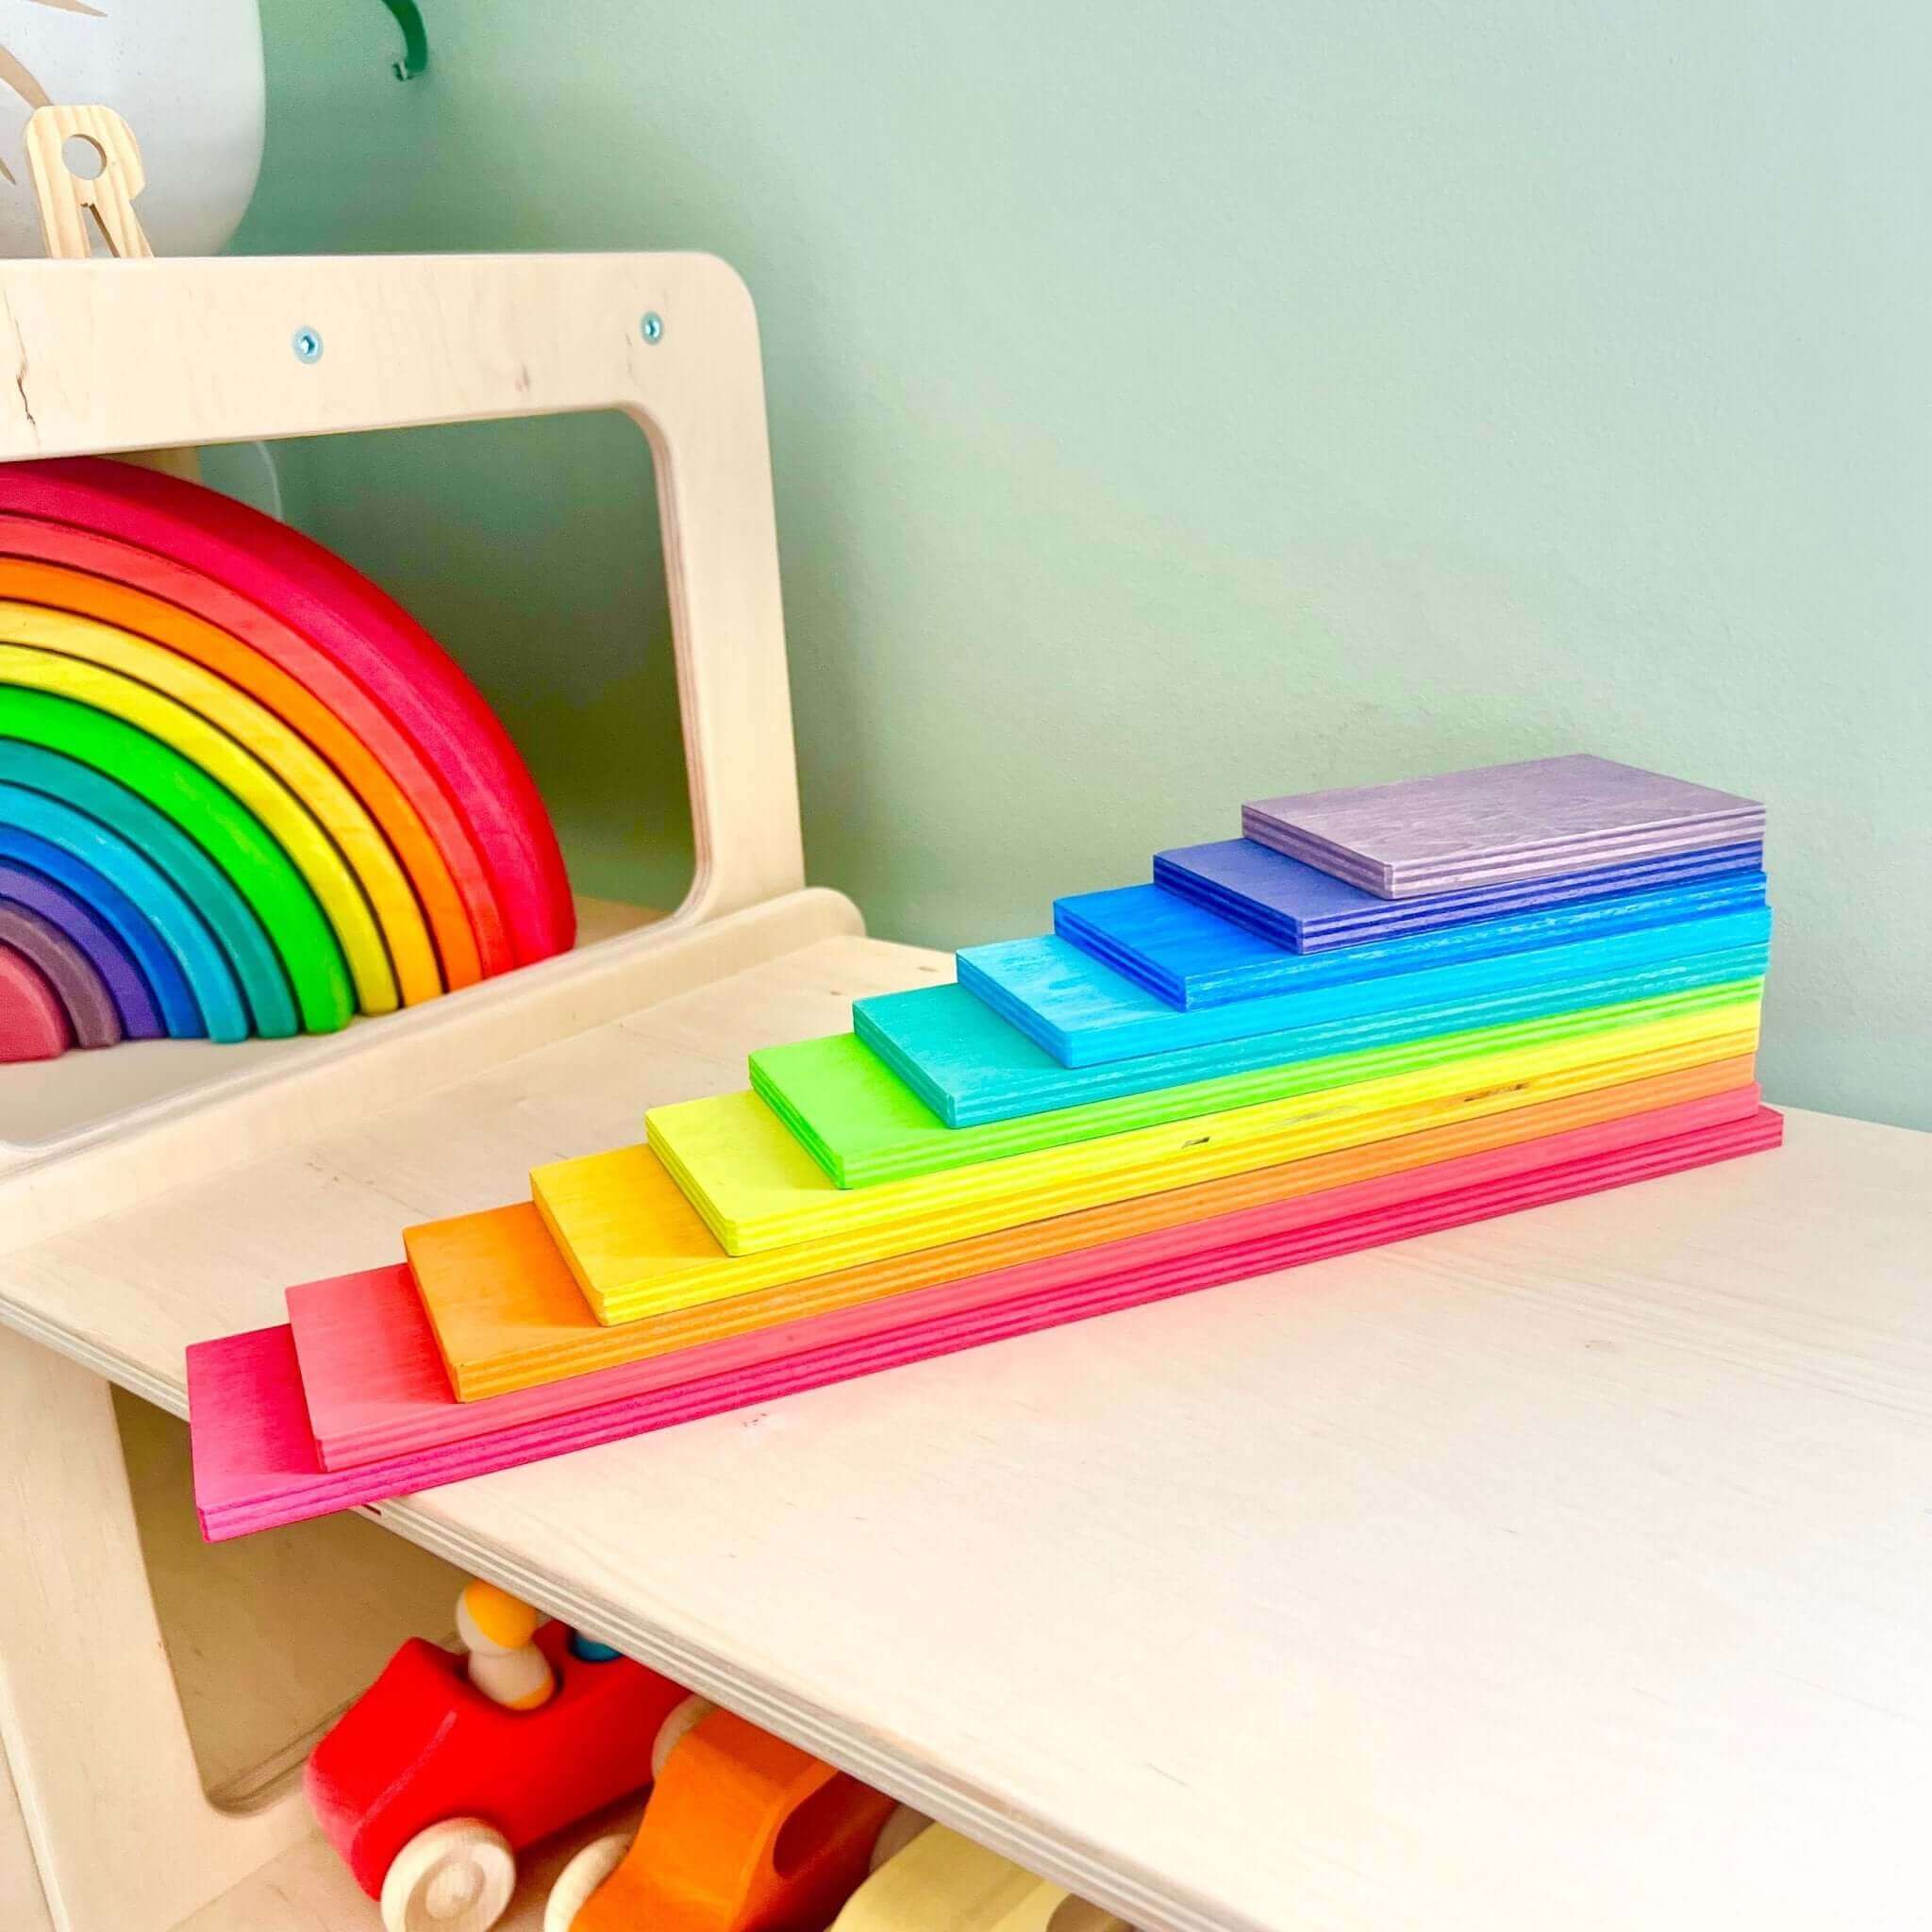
[0,458,576,1065]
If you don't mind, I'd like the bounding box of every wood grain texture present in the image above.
[23,106,153,261]
[836,974,1758,1152]
[189,1107,1782,1540]
[0,858,163,1037]
[0,1323,311,1932]
[958,906,1769,1068]
[1243,754,1766,898]
[1055,872,1765,1008]
[1154,835,1765,952]
[306,1085,1764,1447]
[0,253,808,951]
[645,1004,1760,1257]
[0,901,120,1046]
[0,928,1924,1932]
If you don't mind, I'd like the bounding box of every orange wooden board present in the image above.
[411,1058,1756,1399]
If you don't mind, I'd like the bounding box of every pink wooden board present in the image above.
[191,1103,1784,1539]
[291,1084,1764,1469]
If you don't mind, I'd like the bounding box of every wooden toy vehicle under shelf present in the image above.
[305,1618,685,1929]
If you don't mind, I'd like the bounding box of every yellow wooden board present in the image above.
[421,1059,1757,1393]
[645,998,1761,1257]
[0,607,438,1004]
[534,1000,1759,1322]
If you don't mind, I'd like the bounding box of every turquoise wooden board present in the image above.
[1054,872,1766,1009]
[765,976,1764,1184]
[0,786,248,1039]
[841,943,1767,1144]
[957,904,1771,1069]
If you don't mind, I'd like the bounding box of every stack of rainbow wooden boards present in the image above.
[190,752,1778,1540]
[0,457,574,1065]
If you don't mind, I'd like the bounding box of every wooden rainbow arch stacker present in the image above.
[13,187,1907,1932]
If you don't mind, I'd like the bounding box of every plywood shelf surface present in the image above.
[2,922,1927,1932]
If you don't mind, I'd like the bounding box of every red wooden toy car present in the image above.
[307,1615,686,1931]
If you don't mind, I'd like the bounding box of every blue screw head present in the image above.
[291,326,324,364]
[641,311,664,344]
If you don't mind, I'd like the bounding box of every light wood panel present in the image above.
[2,929,1927,1931]
[0,252,806,946]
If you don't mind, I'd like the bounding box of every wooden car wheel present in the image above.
[380,1818,518,1932]
[543,1830,633,1932]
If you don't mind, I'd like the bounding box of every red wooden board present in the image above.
[0,460,574,964]
[188,1105,1783,1539]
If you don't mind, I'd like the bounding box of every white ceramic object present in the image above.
[0,0,263,256]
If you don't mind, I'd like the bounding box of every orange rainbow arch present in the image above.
[0,458,575,1064]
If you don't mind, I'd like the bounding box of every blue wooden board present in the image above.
[0,860,163,1037]
[1154,837,1765,952]
[855,945,1768,1128]
[1055,872,1767,1009]
[0,824,204,1037]
[0,784,250,1040]
[955,905,1772,1069]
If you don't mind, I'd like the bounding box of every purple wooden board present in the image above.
[0,901,121,1047]
[1242,755,1766,899]
[0,861,162,1036]
[1153,839,1766,954]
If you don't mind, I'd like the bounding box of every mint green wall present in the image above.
[237,2,1929,1129]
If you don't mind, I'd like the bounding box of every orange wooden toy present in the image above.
[560,1708,898,1932]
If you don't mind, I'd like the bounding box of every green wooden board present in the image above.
[752,974,1764,1188]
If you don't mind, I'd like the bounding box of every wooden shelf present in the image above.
[0,897,657,1167]
[3,911,1928,1932]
